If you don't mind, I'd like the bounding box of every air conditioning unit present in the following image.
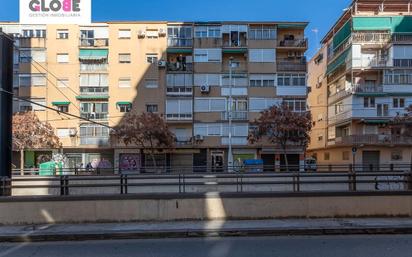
[158,28,166,37]
[138,30,146,38]
[158,60,167,68]
[195,135,204,141]
[200,85,210,93]
[69,129,77,137]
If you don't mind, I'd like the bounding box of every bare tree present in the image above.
[249,103,312,171]
[391,104,412,137]
[112,112,175,171]
[12,112,61,174]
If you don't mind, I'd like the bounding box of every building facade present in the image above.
[308,0,412,167]
[1,21,308,172]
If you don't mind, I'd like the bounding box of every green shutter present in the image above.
[333,20,351,50]
[353,17,392,31]
[326,48,351,75]
[79,49,109,60]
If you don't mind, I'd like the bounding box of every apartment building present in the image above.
[308,0,412,167]
[1,21,308,172]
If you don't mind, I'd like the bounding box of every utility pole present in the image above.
[0,32,14,196]
[228,57,234,172]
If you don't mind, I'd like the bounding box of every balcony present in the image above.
[328,111,352,125]
[328,89,352,104]
[353,84,383,94]
[352,32,391,45]
[278,38,308,48]
[350,57,388,69]
[392,33,412,43]
[166,113,193,121]
[80,63,108,72]
[222,61,247,73]
[167,38,193,47]
[277,59,307,72]
[221,111,249,121]
[223,40,248,48]
[334,135,412,146]
[80,113,108,120]
[221,137,248,146]
[79,87,109,95]
[80,38,109,47]
[166,87,193,96]
[167,62,193,73]
[175,136,193,146]
[19,37,46,48]
[80,136,109,146]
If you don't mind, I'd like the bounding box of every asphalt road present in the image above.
[1,235,412,257]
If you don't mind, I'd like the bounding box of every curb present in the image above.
[2,226,412,242]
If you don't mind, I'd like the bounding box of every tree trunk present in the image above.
[20,149,24,176]
[150,152,158,173]
[283,150,289,173]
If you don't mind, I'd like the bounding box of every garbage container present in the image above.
[39,161,63,176]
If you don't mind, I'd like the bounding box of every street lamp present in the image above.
[228,57,234,172]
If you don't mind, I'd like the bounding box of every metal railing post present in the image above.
[183,174,186,193]
[349,164,354,191]
[60,176,65,196]
[120,175,124,194]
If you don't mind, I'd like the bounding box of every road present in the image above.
[1,235,412,257]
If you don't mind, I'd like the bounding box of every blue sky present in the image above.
[0,0,352,58]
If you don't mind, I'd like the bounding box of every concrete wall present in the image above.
[1,193,412,225]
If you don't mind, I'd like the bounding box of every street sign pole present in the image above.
[0,33,14,195]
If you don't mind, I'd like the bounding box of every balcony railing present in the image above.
[350,57,388,68]
[392,33,412,43]
[328,111,352,125]
[166,87,193,96]
[79,87,109,95]
[167,38,193,47]
[167,62,193,72]
[80,38,109,47]
[221,137,248,146]
[277,60,307,72]
[222,61,248,73]
[175,136,193,146]
[222,40,248,48]
[166,113,193,121]
[278,38,308,48]
[221,111,249,121]
[80,64,108,72]
[80,136,109,145]
[334,135,412,146]
[353,84,383,94]
[80,113,108,120]
[328,89,352,104]
[352,32,391,44]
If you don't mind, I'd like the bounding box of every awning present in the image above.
[167,48,193,54]
[222,48,248,54]
[326,48,351,76]
[116,101,132,105]
[277,23,307,29]
[79,49,108,60]
[76,95,109,100]
[333,20,351,50]
[362,119,390,125]
[52,101,70,106]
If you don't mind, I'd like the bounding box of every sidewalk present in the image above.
[2,218,412,242]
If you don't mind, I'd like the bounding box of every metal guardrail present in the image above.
[4,164,412,196]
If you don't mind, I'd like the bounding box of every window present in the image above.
[80,74,108,87]
[194,26,221,38]
[277,73,306,86]
[57,105,69,113]
[194,74,221,86]
[19,49,46,63]
[57,53,69,63]
[249,74,276,87]
[194,98,226,112]
[364,97,375,108]
[118,29,131,39]
[146,104,158,113]
[167,74,193,87]
[56,29,69,39]
[19,74,46,87]
[119,53,131,63]
[335,102,344,114]
[146,30,159,39]
[57,78,69,88]
[23,29,46,38]
[19,98,46,111]
[393,98,405,108]
[194,123,248,137]
[80,103,108,119]
[166,100,193,120]
[146,53,158,64]
[342,151,350,161]
[145,79,158,88]
[283,99,307,112]
[249,49,276,63]
[391,150,403,161]
[57,129,70,138]
[118,104,131,113]
[118,78,131,88]
[249,98,282,112]
[324,152,330,161]
[249,26,276,40]
[194,49,222,62]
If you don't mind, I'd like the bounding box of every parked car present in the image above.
[304,158,317,172]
